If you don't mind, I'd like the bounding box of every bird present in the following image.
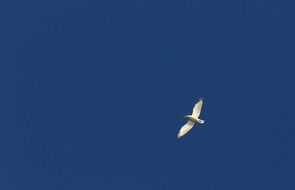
[177,98,205,138]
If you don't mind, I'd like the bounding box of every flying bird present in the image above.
[177,98,205,138]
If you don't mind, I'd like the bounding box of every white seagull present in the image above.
[177,98,205,138]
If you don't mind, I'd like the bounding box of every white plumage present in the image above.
[177,98,205,138]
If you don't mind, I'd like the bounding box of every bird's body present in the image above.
[177,98,205,138]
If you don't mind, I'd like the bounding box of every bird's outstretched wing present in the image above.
[191,99,203,118]
[177,121,195,138]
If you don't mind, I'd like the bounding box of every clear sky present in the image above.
[1,0,295,189]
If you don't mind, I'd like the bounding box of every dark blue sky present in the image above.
[1,0,295,189]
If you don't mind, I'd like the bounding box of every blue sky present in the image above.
[1,0,295,189]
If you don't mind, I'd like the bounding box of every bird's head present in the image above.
[198,119,205,124]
